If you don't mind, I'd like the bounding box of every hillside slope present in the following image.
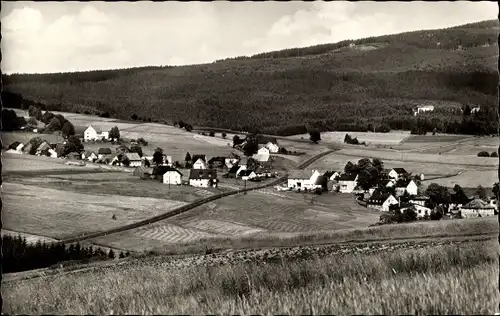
[2,20,498,135]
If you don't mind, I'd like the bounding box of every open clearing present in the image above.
[92,191,379,252]
[2,182,188,239]
[2,152,101,173]
[286,131,411,145]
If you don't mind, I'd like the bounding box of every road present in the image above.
[57,149,336,245]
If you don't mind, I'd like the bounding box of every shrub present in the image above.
[477,151,490,157]
[490,151,498,157]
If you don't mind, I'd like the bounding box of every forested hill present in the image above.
[2,19,499,136]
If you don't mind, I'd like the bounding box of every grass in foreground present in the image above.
[3,239,498,314]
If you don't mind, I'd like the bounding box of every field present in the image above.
[90,190,380,252]
[286,131,411,145]
[3,227,498,314]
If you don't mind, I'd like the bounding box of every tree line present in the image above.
[2,235,130,274]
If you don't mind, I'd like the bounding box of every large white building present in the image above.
[367,191,399,212]
[84,126,110,141]
[162,169,183,185]
[265,142,280,153]
[460,199,496,218]
[395,179,418,197]
[337,173,358,193]
[252,147,270,162]
[193,158,208,169]
[287,169,322,191]
[189,169,218,188]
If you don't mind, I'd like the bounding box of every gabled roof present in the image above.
[395,178,414,188]
[22,143,33,153]
[239,170,255,177]
[324,171,340,178]
[392,168,408,174]
[191,154,206,162]
[462,198,495,209]
[125,152,141,161]
[338,173,357,181]
[189,169,217,180]
[86,125,103,133]
[288,170,313,180]
[98,148,112,154]
[315,175,328,185]
[8,141,22,150]
[368,189,394,205]
[83,150,96,156]
[36,142,51,152]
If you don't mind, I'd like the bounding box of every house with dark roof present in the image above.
[154,166,184,185]
[323,171,340,181]
[367,189,399,212]
[8,141,24,152]
[66,152,81,160]
[239,169,257,181]
[394,178,418,197]
[133,166,154,178]
[81,150,98,162]
[189,169,218,188]
[225,165,241,178]
[97,147,112,158]
[337,173,358,193]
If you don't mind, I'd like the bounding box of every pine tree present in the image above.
[108,249,115,259]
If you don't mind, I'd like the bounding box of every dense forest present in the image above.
[2,20,498,136]
[2,235,130,273]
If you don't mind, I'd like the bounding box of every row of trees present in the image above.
[27,105,77,137]
[2,109,27,131]
[2,235,130,273]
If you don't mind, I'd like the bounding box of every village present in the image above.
[5,122,498,224]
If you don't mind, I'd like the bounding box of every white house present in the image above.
[337,173,358,193]
[193,158,208,169]
[460,199,496,218]
[395,179,418,197]
[413,105,434,116]
[471,106,481,114]
[189,169,218,188]
[409,196,430,207]
[287,169,322,191]
[235,165,248,177]
[47,148,58,158]
[239,170,257,181]
[124,153,142,167]
[84,126,110,141]
[162,169,183,185]
[225,157,239,169]
[81,150,98,162]
[13,142,24,152]
[252,147,270,162]
[265,142,280,153]
[367,192,399,212]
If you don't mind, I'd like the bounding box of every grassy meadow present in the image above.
[3,237,498,314]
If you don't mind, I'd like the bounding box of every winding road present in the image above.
[57,149,336,245]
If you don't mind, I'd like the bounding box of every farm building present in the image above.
[84,126,110,141]
[337,173,358,193]
[81,150,98,162]
[191,154,207,163]
[225,157,239,169]
[401,204,432,218]
[40,147,58,158]
[367,190,399,212]
[123,153,142,167]
[22,143,33,154]
[226,165,241,178]
[133,166,153,178]
[287,170,322,191]
[162,168,183,185]
[323,171,340,181]
[471,106,481,114]
[208,157,226,169]
[189,169,218,188]
[96,154,113,164]
[35,142,51,156]
[239,170,257,181]
[460,199,496,218]
[66,152,81,160]
[252,147,270,162]
[116,145,130,153]
[8,141,24,152]
[409,196,430,207]
[98,148,112,159]
[394,179,418,197]
[193,157,208,169]
[413,105,434,116]
[264,142,280,153]
[381,168,408,180]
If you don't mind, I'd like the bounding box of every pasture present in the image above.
[422,169,498,188]
[285,131,411,145]
[2,131,63,148]
[1,182,188,239]
[91,191,380,252]
[2,152,101,173]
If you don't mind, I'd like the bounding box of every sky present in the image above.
[1,1,498,74]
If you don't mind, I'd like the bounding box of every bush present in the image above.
[477,151,490,157]
[490,151,498,157]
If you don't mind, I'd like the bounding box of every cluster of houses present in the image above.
[282,166,497,219]
[133,152,277,188]
[6,140,81,159]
